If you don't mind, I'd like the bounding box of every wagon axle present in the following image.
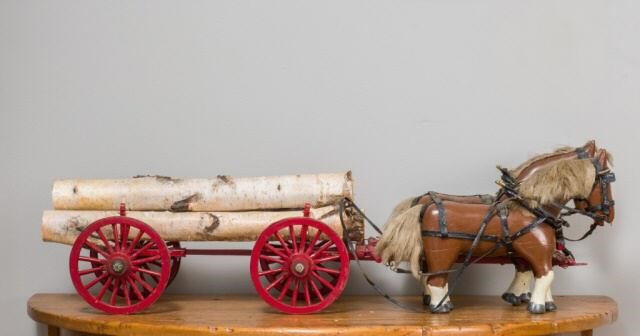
[107,258,128,275]
[292,259,308,275]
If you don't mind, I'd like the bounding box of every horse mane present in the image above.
[517,159,596,208]
[509,146,576,178]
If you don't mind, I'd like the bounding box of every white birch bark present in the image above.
[52,172,353,212]
[41,206,364,245]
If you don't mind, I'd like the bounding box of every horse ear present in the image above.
[584,140,596,155]
[596,149,607,166]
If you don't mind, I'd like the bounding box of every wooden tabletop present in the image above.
[28,293,617,336]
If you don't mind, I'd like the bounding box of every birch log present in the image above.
[52,172,353,212]
[41,206,364,246]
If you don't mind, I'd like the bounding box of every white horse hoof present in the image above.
[527,302,546,314]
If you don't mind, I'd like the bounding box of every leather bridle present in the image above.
[546,158,616,241]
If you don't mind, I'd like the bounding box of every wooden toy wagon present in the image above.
[42,172,377,315]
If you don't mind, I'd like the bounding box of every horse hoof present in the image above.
[423,295,431,306]
[444,301,454,311]
[429,303,452,314]
[545,302,557,312]
[520,292,532,303]
[502,293,522,306]
[527,302,546,314]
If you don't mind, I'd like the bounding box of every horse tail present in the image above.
[385,196,418,224]
[376,205,424,279]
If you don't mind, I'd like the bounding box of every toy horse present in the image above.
[377,148,615,314]
[384,140,598,307]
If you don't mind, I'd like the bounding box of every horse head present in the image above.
[574,149,615,225]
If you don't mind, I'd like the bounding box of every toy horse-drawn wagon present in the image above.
[42,172,376,314]
[41,141,616,315]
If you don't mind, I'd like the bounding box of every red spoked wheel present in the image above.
[69,216,170,314]
[250,217,350,314]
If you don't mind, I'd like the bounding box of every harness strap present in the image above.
[565,222,599,242]
[576,146,589,159]
[513,197,567,229]
[410,194,423,207]
[497,204,516,260]
[411,192,495,209]
[510,216,548,241]
[422,230,499,242]
[479,194,496,204]
[428,191,448,238]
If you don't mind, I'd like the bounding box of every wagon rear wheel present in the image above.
[69,216,170,314]
[250,217,350,314]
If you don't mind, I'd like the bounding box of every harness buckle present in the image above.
[602,172,616,183]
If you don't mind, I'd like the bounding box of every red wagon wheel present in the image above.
[250,217,350,314]
[69,216,170,314]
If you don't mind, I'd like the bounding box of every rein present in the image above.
[337,198,425,312]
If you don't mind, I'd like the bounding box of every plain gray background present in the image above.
[1,1,638,334]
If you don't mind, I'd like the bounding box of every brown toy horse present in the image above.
[384,141,598,306]
[377,149,614,314]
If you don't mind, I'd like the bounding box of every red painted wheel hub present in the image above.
[250,217,350,314]
[289,254,312,278]
[105,254,131,277]
[89,240,181,299]
[69,216,170,314]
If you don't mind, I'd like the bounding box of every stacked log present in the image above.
[42,172,364,245]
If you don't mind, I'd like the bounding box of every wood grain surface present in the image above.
[28,294,617,336]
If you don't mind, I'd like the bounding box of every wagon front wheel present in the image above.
[69,216,170,314]
[250,217,350,314]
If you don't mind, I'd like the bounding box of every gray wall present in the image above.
[1,1,638,334]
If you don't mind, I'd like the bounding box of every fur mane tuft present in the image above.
[517,159,596,208]
[509,146,576,178]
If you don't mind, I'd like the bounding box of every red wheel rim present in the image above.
[250,217,350,314]
[69,216,170,314]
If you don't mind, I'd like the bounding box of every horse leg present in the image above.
[424,247,458,313]
[519,256,554,313]
[420,258,431,305]
[545,288,557,311]
[502,262,533,306]
[527,269,554,313]
[422,276,431,306]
